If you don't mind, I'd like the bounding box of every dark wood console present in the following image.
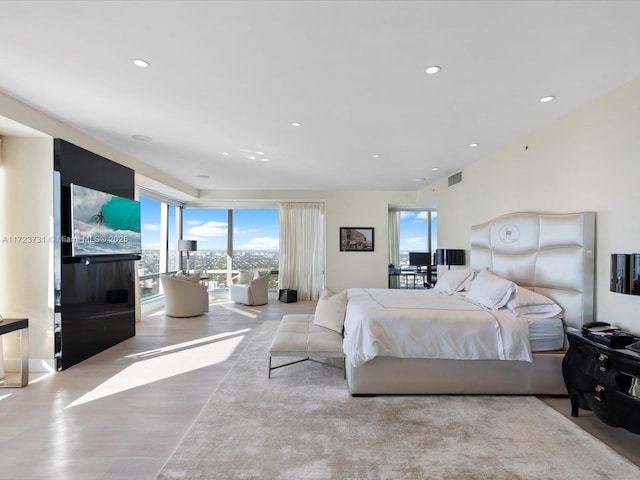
[562,330,640,435]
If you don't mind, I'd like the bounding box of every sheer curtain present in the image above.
[388,209,400,289]
[278,202,325,301]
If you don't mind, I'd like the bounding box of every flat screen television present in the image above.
[409,251,431,267]
[70,183,142,257]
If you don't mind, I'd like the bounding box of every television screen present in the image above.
[70,183,142,256]
[409,252,431,267]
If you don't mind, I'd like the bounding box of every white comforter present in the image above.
[343,288,532,367]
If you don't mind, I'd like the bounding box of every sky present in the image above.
[399,211,438,252]
[140,197,436,252]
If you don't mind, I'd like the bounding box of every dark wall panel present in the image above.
[53,139,136,370]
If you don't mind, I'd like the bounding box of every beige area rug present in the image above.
[158,319,640,480]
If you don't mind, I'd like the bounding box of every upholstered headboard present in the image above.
[470,212,595,330]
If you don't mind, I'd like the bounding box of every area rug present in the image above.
[158,319,640,480]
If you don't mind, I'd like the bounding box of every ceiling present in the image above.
[2,1,640,192]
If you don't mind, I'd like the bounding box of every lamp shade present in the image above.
[445,249,465,266]
[632,254,640,295]
[436,248,465,266]
[178,240,197,252]
[610,253,630,294]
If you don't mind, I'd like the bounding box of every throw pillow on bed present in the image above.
[433,268,476,294]
[313,288,347,334]
[465,269,517,310]
[506,287,563,318]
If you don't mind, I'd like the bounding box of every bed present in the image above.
[344,211,595,395]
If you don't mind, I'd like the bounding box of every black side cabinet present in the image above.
[562,330,640,435]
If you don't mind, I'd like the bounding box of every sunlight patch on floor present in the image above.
[28,371,56,385]
[222,304,262,318]
[65,331,248,409]
[125,329,250,359]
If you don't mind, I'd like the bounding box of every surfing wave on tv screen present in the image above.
[71,183,142,256]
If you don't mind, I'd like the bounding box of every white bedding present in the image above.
[527,316,564,351]
[343,288,533,368]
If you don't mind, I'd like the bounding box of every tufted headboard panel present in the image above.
[470,212,595,330]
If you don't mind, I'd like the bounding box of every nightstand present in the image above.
[562,330,640,435]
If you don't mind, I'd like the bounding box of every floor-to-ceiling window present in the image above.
[399,210,437,265]
[181,208,230,291]
[232,209,279,290]
[138,195,180,299]
[139,196,161,298]
[397,210,437,288]
[139,198,280,300]
[182,207,279,293]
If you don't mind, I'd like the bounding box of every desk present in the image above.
[388,269,435,289]
[0,318,29,388]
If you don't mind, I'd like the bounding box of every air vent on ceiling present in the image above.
[448,171,462,187]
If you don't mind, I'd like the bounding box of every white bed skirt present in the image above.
[346,351,567,396]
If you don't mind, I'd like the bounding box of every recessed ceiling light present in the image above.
[469,143,479,147]
[539,95,555,103]
[432,167,439,171]
[249,156,256,160]
[291,122,302,127]
[132,58,150,68]
[131,134,152,141]
[372,154,380,158]
[413,177,426,182]
[260,158,270,162]
[425,65,441,75]
[222,152,230,156]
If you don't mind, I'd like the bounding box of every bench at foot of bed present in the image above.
[268,314,345,378]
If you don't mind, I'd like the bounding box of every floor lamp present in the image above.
[178,240,197,274]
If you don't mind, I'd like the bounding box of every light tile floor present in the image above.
[0,296,638,479]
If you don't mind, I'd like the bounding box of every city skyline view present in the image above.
[140,198,436,253]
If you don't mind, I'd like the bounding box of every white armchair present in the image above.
[160,274,210,317]
[230,269,271,306]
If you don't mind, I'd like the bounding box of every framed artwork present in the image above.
[340,227,374,252]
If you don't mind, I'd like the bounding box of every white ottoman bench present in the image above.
[268,314,345,378]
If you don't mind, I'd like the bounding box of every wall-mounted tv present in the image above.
[70,183,142,257]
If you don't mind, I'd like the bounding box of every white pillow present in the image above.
[434,269,476,295]
[313,289,347,334]
[237,271,254,284]
[253,269,265,280]
[466,270,517,310]
[506,287,563,318]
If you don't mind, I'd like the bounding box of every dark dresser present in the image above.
[562,330,640,434]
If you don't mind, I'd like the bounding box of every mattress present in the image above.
[527,316,564,351]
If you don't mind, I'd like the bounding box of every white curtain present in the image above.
[278,202,325,301]
[388,209,400,289]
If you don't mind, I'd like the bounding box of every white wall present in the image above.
[418,76,640,334]
[0,136,54,371]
